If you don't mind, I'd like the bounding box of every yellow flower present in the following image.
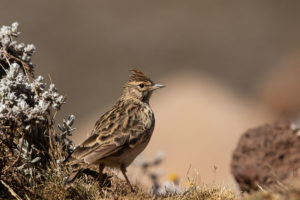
[168,173,179,183]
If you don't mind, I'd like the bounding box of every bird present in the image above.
[65,69,165,192]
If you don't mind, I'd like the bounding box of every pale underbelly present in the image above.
[96,137,151,168]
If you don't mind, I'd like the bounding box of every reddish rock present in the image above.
[231,120,300,192]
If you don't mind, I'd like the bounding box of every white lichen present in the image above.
[0,63,65,122]
[0,22,35,65]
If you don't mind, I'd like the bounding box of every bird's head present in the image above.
[122,68,165,103]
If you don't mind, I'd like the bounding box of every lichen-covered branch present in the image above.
[0,22,76,199]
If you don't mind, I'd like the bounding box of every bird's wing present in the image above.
[67,101,149,165]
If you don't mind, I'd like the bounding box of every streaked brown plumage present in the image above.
[66,69,164,191]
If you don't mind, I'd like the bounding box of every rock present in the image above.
[231,120,300,192]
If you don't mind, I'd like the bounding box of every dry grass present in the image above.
[11,168,299,200]
[23,177,300,200]
[25,170,239,200]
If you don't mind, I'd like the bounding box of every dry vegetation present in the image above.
[1,22,300,200]
[13,172,300,200]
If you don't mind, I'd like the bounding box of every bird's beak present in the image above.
[151,84,165,90]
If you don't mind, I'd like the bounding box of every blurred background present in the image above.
[2,0,300,189]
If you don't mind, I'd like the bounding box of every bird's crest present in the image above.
[129,68,153,84]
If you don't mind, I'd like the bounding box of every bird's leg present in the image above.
[98,163,105,188]
[120,165,134,192]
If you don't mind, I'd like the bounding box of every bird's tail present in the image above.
[65,168,103,185]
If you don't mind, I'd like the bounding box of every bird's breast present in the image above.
[139,104,154,129]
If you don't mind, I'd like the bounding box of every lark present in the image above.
[65,69,164,192]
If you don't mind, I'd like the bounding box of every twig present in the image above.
[0,180,22,200]
[257,184,267,193]
[0,62,7,74]
[6,51,33,78]
[51,110,58,122]
[11,131,25,167]
[25,194,31,200]
[61,128,76,135]
[48,73,53,84]
[4,51,38,96]
[185,164,192,182]
[47,119,57,168]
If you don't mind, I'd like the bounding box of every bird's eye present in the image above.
[139,83,144,88]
